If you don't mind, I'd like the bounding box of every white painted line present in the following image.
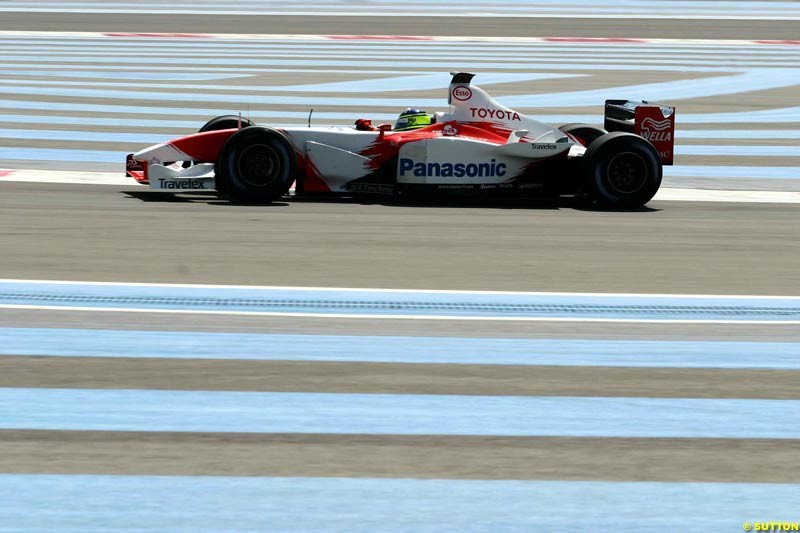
[1,278,797,300]
[0,169,139,186]
[0,304,797,324]
[654,187,800,204]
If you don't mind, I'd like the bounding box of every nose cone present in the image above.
[133,142,191,164]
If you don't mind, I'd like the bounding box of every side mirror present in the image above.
[378,123,392,139]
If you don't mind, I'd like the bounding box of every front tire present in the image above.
[582,132,662,209]
[199,115,255,133]
[215,127,295,203]
[175,116,257,169]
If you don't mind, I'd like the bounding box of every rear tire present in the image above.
[215,127,295,203]
[559,123,607,147]
[582,132,662,209]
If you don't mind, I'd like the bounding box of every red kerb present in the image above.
[325,35,433,41]
[544,37,647,43]
[754,40,800,45]
[104,33,213,38]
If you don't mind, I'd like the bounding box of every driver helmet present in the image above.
[395,108,432,131]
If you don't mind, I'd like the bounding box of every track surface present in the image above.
[1,182,798,294]
[3,13,800,39]
[1,2,799,530]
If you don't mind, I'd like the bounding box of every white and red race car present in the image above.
[126,72,675,208]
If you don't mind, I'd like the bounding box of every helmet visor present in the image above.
[395,113,431,131]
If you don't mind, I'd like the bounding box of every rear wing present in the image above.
[604,100,675,165]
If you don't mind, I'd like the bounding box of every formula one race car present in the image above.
[126,72,675,208]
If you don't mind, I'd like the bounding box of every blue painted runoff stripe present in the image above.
[676,145,800,157]
[678,129,800,139]
[0,114,206,129]
[0,147,123,163]
[0,69,247,80]
[5,97,800,124]
[0,58,787,74]
[3,4,799,19]
[3,39,800,59]
[664,166,800,179]
[8,50,796,68]
[0,112,381,129]
[0,100,401,120]
[0,63,427,75]
[0,72,582,93]
[3,328,800,369]
[1,388,799,438]
[2,475,798,532]
[0,34,793,47]
[1,281,799,321]
[3,68,800,109]
[3,55,753,73]
[0,129,177,144]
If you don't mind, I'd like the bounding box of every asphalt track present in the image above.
[1,5,800,530]
[0,182,798,294]
[3,12,800,40]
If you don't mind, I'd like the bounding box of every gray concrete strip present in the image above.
[3,357,799,398]
[2,430,798,482]
[3,309,800,341]
[0,182,798,295]
[1,14,799,40]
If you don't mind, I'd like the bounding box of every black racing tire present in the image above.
[215,127,295,203]
[582,132,662,209]
[199,115,255,133]
[173,116,258,169]
[559,123,607,147]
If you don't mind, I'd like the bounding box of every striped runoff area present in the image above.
[1,477,798,532]
[1,279,799,529]
[1,279,800,322]
[1,32,800,191]
[2,0,800,19]
[2,477,796,531]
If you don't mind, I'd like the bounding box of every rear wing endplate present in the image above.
[604,100,676,165]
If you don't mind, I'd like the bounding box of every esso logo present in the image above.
[452,85,472,101]
[443,124,458,136]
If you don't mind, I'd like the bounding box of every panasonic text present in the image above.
[399,158,507,178]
